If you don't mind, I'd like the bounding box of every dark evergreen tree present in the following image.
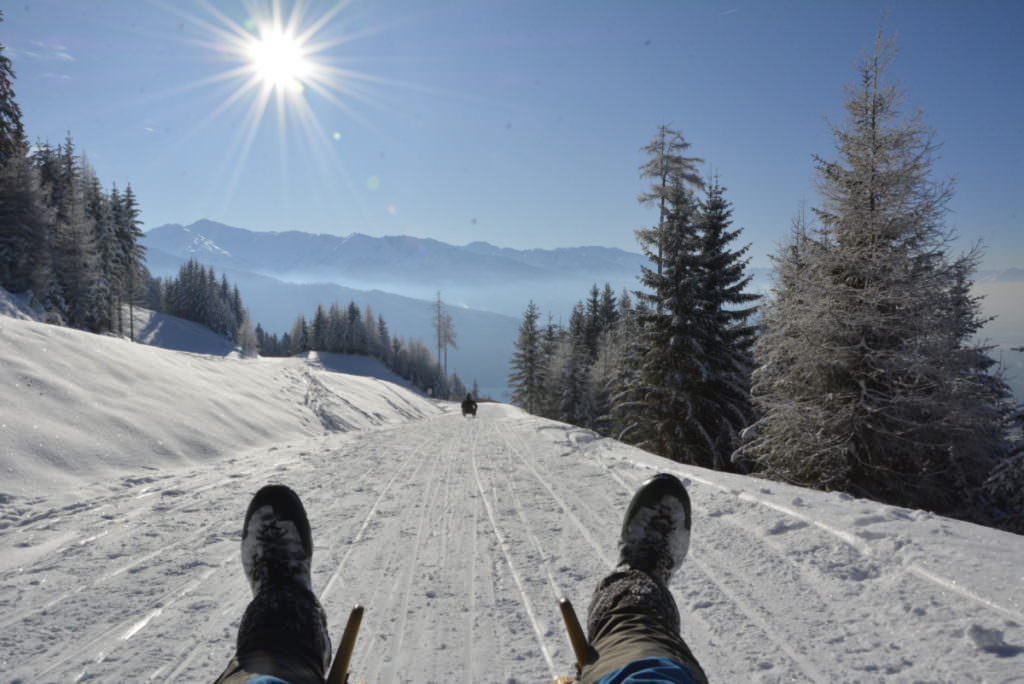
[377,314,390,365]
[509,301,543,414]
[632,180,706,463]
[113,184,146,339]
[690,180,760,468]
[598,283,618,330]
[553,303,594,426]
[0,11,25,167]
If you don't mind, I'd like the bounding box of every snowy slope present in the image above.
[1,314,1023,683]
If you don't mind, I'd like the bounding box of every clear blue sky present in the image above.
[5,0,1023,268]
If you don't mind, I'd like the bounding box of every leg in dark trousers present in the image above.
[580,568,707,684]
[578,474,708,684]
[214,582,330,684]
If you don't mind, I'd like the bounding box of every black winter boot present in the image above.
[617,473,692,587]
[234,484,331,683]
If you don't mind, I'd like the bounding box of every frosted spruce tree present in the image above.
[509,301,544,414]
[741,34,1012,514]
[551,303,595,427]
[638,125,704,288]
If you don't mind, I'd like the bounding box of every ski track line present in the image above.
[395,421,468,683]
[318,423,447,682]
[905,563,1024,624]
[463,417,482,684]
[492,420,615,569]
[689,468,1024,625]
[27,551,235,681]
[494,439,566,607]
[2,451,300,576]
[381,425,454,681]
[363,423,455,683]
[470,432,560,681]
[7,446,302,679]
[318,429,440,603]
[422,418,473,683]
[424,419,476,683]
[695,513,881,677]
[0,458,287,633]
[464,416,521,680]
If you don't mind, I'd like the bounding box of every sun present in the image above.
[246,26,312,92]
[163,0,419,206]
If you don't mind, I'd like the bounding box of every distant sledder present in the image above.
[461,393,477,417]
[215,474,708,683]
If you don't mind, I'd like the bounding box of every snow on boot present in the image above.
[617,473,692,586]
[242,484,315,596]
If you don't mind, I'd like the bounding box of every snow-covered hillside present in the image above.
[1,313,1023,683]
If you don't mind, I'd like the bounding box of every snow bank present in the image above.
[0,313,440,501]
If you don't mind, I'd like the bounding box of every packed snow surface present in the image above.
[1,312,1023,683]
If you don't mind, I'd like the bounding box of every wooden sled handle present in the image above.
[326,604,364,684]
[559,598,593,673]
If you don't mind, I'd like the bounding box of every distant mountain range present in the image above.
[142,219,672,399]
[143,219,658,318]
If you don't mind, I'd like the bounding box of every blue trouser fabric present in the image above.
[594,656,700,683]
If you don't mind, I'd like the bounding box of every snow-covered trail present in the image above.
[3,403,1023,683]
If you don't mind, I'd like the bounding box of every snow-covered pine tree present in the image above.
[59,139,101,329]
[534,315,562,420]
[638,125,704,289]
[509,301,544,414]
[741,34,1012,514]
[0,21,52,298]
[0,12,25,168]
[588,325,621,436]
[980,346,1024,532]
[290,315,310,354]
[237,310,259,358]
[607,291,647,442]
[363,305,382,358]
[0,109,52,297]
[327,302,345,352]
[553,303,594,427]
[81,163,115,333]
[114,184,146,340]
